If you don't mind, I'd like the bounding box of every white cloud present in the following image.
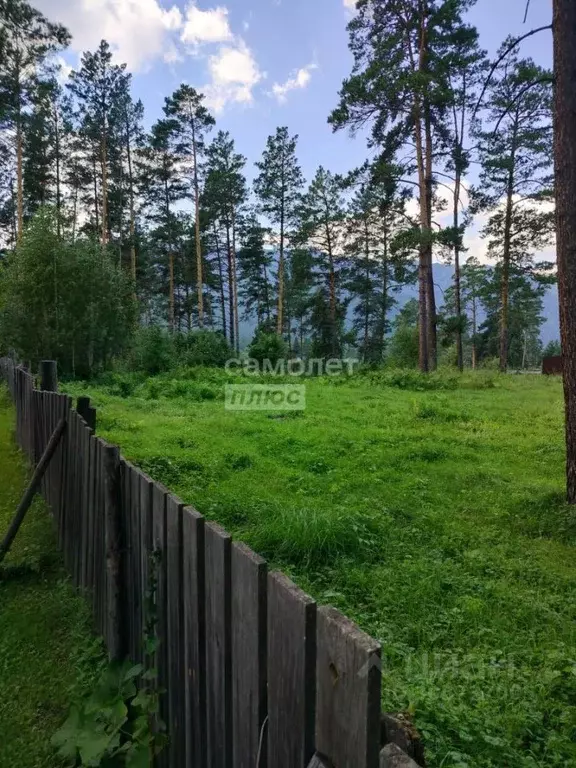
[36,0,264,113]
[34,0,183,72]
[203,40,263,113]
[343,0,357,13]
[271,63,317,103]
[181,4,232,46]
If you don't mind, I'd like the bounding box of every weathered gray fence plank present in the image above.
[130,465,142,662]
[231,542,267,768]
[166,495,185,767]
[152,481,168,768]
[183,506,206,768]
[267,571,317,768]
[205,521,232,768]
[315,606,381,768]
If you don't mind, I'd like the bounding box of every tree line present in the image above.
[0,0,556,373]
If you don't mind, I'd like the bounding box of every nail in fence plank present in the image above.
[231,542,267,768]
[166,495,185,767]
[183,507,206,768]
[267,572,317,768]
[315,607,381,768]
[205,521,232,768]
[152,482,168,767]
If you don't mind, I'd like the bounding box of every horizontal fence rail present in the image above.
[0,357,421,768]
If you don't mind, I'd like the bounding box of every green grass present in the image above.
[66,368,576,768]
[0,387,102,767]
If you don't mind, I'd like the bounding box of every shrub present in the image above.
[248,329,288,366]
[130,327,175,376]
[174,330,232,368]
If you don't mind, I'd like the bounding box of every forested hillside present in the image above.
[0,0,558,374]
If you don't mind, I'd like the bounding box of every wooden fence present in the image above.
[0,358,421,768]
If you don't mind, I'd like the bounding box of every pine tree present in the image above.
[139,118,187,330]
[203,131,247,352]
[553,0,576,502]
[345,176,415,362]
[478,265,546,370]
[443,31,487,371]
[67,40,126,245]
[330,0,479,372]
[297,167,347,357]
[460,256,485,369]
[475,47,554,372]
[164,85,215,326]
[237,214,273,328]
[254,127,304,337]
[114,75,144,283]
[0,0,69,239]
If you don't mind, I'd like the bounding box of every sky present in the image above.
[34,0,554,184]
[31,0,555,269]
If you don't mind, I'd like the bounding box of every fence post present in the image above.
[40,360,58,392]
[77,396,97,433]
[104,445,127,661]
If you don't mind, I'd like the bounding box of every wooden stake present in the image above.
[0,417,67,565]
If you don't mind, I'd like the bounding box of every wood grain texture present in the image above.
[315,606,381,768]
[166,494,185,767]
[267,571,317,768]
[152,481,168,768]
[205,521,232,768]
[183,506,206,768]
[231,542,267,768]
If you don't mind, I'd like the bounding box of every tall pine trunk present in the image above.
[92,151,100,236]
[232,211,240,355]
[192,122,203,326]
[453,172,463,371]
[226,221,235,349]
[125,115,137,285]
[168,253,175,332]
[414,111,429,373]
[213,223,227,339]
[552,0,576,502]
[16,114,23,240]
[277,206,285,335]
[471,295,478,370]
[101,129,108,245]
[325,217,338,356]
[15,56,23,241]
[54,103,62,240]
[499,120,517,373]
[363,218,371,358]
[424,105,437,371]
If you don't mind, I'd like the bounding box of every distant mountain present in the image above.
[237,262,560,350]
[399,263,560,346]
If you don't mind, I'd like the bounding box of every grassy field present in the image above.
[66,368,576,768]
[0,388,101,767]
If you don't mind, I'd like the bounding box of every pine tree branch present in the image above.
[490,77,554,138]
[473,25,553,117]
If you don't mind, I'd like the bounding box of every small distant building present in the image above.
[542,355,563,375]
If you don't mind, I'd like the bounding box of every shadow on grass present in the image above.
[0,553,61,583]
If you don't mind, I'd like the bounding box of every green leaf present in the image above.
[126,742,152,768]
